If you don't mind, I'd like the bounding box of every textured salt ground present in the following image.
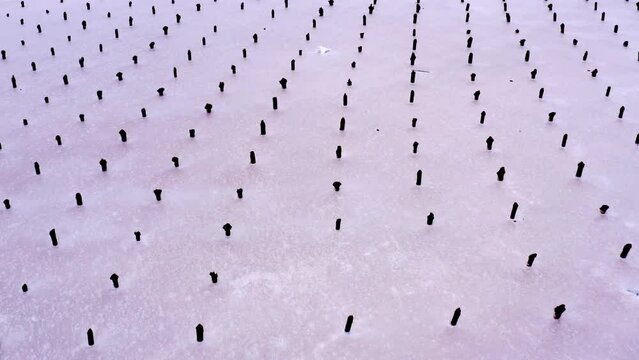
[1,0,639,359]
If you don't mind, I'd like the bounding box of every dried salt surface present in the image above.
[1,0,638,359]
